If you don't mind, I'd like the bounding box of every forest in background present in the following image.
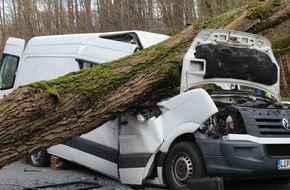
[0,0,289,97]
[0,0,255,49]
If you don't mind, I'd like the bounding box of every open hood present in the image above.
[180,29,280,100]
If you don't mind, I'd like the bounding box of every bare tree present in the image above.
[0,0,261,51]
[0,0,6,42]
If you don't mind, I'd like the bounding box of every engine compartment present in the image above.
[199,90,290,139]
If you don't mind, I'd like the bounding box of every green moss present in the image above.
[247,0,281,20]
[273,0,281,6]
[88,43,181,105]
[32,80,51,89]
[272,34,290,56]
[202,8,244,29]
[32,81,60,100]
[247,4,269,20]
[249,12,290,33]
[272,34,290,49]
[45,88,60,100]
[246,1,289,33]
[72,66,124,106]
[282,97,290,101]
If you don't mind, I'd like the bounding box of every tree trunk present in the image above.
[0,0,289,167]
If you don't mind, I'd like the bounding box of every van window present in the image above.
[76,59,96,70]
[100,32,142,51]
[0,54,19,89]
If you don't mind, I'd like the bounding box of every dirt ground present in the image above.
[0,161,157,190]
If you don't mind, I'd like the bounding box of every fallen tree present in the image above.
[0,0,289,167]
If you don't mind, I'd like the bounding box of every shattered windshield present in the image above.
[0,54,19,90]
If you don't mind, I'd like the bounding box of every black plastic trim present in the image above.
[157,152,166,167]
[119,153,152,168]
[63,137,118,163]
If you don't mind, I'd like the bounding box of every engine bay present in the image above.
[199,89,290,139]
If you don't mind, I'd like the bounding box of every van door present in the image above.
[48,39,137,179]
[0,38,25,98]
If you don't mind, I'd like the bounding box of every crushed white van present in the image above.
[0,30,169,182]
[0,30,169,98]
[1,29,290,190]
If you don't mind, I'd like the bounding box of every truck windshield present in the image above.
[0,54,19,90]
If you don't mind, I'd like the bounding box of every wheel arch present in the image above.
[169,133,196,149]
[159,122,200,153]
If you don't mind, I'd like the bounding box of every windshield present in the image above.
[0,54,19,90]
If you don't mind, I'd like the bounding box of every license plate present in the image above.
[277,159,290,170]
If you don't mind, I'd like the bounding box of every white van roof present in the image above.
[26,30,169,50]
[22,30,169,64]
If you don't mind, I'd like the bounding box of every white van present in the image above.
[0,31,169,98]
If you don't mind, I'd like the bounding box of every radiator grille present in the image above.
[265,144,290,156]
[238,107,290,137]
[256,118,290,136]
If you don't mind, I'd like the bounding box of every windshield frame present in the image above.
[0,53,20,90]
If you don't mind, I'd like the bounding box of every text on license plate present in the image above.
[277,159,290,170]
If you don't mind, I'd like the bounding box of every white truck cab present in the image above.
[1,29,290,190]
[177,29,290,188]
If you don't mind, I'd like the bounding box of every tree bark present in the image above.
[0,0,289,167]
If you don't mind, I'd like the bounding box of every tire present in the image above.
[30,150,50,167]
[165,141,206,190]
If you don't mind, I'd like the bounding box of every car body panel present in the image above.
[180,29,280,100]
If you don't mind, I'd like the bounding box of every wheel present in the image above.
[30,150,50,167]
[165,141,206,190]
